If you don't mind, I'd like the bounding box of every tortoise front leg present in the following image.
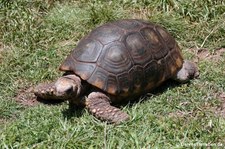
[34,74,82,100]
[85,92,129,124]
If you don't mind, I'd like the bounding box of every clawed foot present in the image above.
[34,82,61,100]
[34,74,82,101]
[86,92,130,124]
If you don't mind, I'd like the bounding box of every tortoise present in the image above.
[34,19,199,124]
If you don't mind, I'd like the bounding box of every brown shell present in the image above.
[60,19,183,96]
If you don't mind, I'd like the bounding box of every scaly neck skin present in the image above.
[67,78,92,107]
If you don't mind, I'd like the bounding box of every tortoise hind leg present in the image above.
[85,92,129,124]
[173,60,199,83]
[34,74,82,100]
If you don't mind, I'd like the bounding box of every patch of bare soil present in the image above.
[129,8,151,20]
[215,92,225,118]
[15,86,39,106]
[0,118,4,122]
[0,42,4,62]
[169,92,225,118]
[168,110,193,118]
[0,118,7,124]
[189,48,225,62]
[168,101,195,118]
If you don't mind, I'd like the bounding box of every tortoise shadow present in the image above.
[116,79,189,107]
[37,79,190,120]
[36,97,65,105]
[62,105,85,119]
[36,97,85,119]
[150,79,184,95]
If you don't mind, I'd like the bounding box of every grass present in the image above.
[0,0,225,148]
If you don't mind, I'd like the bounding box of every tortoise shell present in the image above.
[59,19,183,97]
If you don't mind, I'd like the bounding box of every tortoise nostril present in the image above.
[66,86,74,94]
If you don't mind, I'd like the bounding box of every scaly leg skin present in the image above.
[34,74,82,100]
[174,60,199,83]
[85,92,130,124]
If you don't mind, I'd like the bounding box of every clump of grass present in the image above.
[87,0,125,26]
[0,0,52,49]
